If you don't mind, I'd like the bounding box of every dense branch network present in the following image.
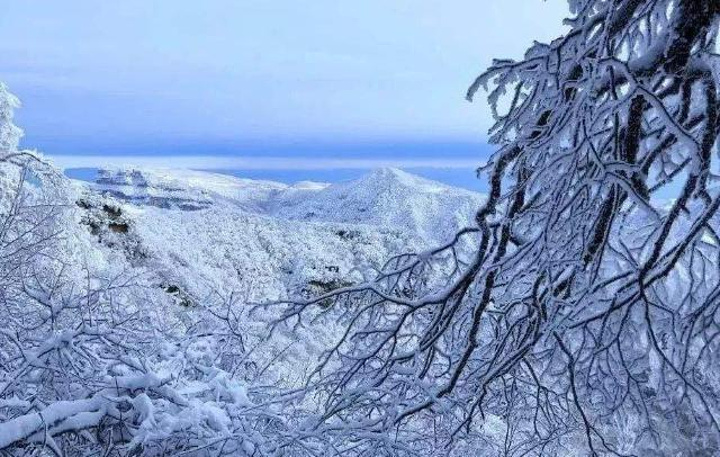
[0,86,315,456]
[278,1,720,455]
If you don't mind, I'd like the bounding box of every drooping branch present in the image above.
[277,1,720,455]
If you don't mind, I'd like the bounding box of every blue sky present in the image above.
[0,0,566,181]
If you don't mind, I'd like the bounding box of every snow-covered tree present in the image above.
[0,83,21,155]
[0,87,315,456]
[278,1,720,455]
[4,1,720,455]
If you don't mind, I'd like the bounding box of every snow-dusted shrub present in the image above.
[0,88,324,456]
[0,167,324,455]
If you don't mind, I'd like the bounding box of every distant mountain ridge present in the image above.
[88,167,484,240]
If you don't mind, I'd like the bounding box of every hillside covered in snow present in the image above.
[77,167,484,303]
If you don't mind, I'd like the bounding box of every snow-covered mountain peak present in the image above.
[358,167,448,191]
[269,168,485,241]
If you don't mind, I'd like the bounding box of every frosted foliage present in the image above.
[0,160,332,456]
[0,83,21,154]
[0,158,482,453]
[3,1,720,456]
[275,1,720,456]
